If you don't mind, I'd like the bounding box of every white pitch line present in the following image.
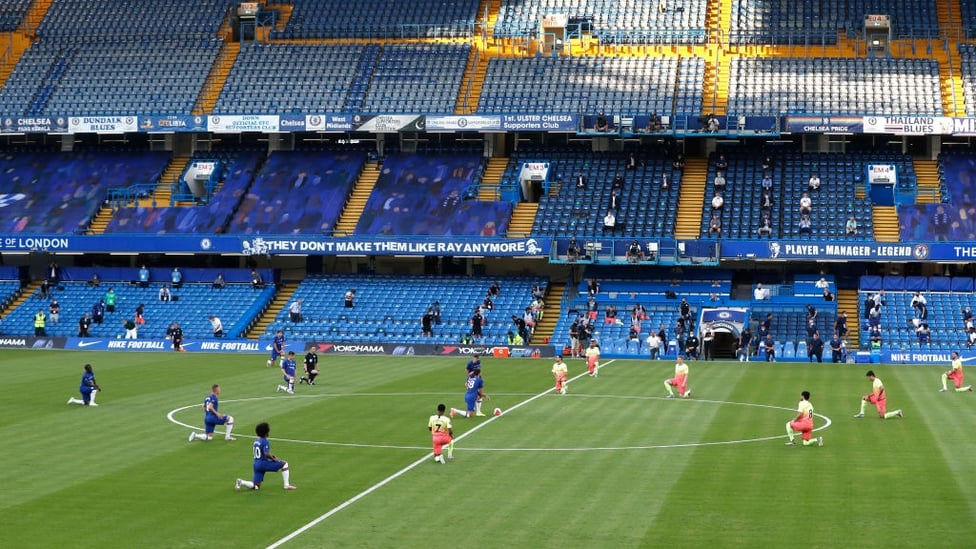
[264,361,615,549]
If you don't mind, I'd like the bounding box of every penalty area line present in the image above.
[265,360,614,549]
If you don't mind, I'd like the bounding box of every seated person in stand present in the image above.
[594,113,609,132]
[708,214,722,236]
[602,210,616,234]
[758,214,773,237]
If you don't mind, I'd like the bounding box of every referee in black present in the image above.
[300,345,320,385]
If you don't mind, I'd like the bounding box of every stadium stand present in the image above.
[214,44,368,115]
[225,150,366,235]
[518,149,681,238]
[355,153,513,236]
[899,152,975,241]
[262,275,548,345]
[859,275,976,352]
[493,0,708,43]
[0,0,30,31]
[548,271,734,357]
[5,268,274,339]
[0,151,169,234]
[270,0,481,39]
[478,57,704,118]
[104,151,264,233]
[728,58,943,116]
[729,0,843,45]
[362,44,470,114]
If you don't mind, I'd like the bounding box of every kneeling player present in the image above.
[189,384,234,441]
[235,422,295,491]
[664,355,691,399]
[451,369,486,418]
[855,370,903,419]
[941,351,973,393]
[428,404,454,463]
[552,355,568,394]
[785,390,822,447]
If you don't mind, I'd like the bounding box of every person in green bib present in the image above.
[105,287,117,313]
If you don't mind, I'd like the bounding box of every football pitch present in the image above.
[5,349,976,548]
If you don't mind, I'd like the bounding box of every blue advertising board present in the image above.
[0,234,551,257]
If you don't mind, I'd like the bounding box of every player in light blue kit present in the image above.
[188,384,235,441]
[235,422,296,491]
[67,364,100,406]
[451,368,487,418]
[276,351,297,394]
[267,330,285,367]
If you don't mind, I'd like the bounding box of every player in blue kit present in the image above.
[465,354,482,374]
[188,384,235,441]
[266,330,285,367]
[276,351,297,394]
[235,422,296,491]
[451,368,487,418]
[67,364,100,406]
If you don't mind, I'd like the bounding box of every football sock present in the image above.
[288,381,294,392]
[802,438,818,446]
[299,377,307,384]
[224,419,234,439]
[191,433,208,441]
[67,397,83,405]
[451,408,464,417]
[240,480,256,490]
[475,401,482,415]
[859,400,868,415]
[664,382,674,396]
[785,422,795,442]
[309,373,318,383]
[884,410,901,419]
[281,465,291,487]
[941,373,949,391]
[89,390,98,405]
[958,386,973,392]
[446,440,454,459]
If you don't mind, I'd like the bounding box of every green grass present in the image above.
[5,350,976,548]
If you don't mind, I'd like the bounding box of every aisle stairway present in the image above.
[506,203,537,237]
[149,155,191,207]
[479,157,508,200]
[334,164,380,235]
[531,281,564,344]
[194,41,240,115]
[872,206,900,242]
[913,159,942,204]
[0,281,38,320]
[247,282,299,339]
[836,288,860,348]
[673,159,708,239]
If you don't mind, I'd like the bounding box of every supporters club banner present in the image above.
[321,114,425,133]
[426,115,503,132]
[207,115,280,133]
[0,234,551,257]
[138,115,208,133]
[862,115,954,135]
[69,116,139,134]
[783,115,863,134]
[1,116,68,133]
